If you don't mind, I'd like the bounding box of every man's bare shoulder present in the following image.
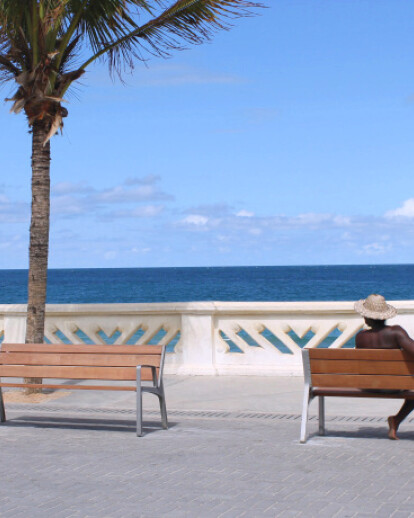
[386,325,409,336]
[355,329,375,348]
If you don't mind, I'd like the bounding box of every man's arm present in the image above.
[394,326,414,355]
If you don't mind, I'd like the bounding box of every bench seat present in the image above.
[0,343,168,436]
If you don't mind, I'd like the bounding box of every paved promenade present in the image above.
[0,375,413,518]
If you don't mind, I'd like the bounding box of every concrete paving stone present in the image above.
[217,508,247,518]
[335,512,357,518]
[338,490,360,503]
[167,509,207,518]
[376,489,400,500]
[345,499,383,513]
[274,510,303,517]
[158,510,189,518]
[394,507,414,514]
[260,510,282,518]
[238,497,277,511]
[317,503,347,518]
[262,508,282,517]
[401,496,414,506]
[5,513,35,518]
[376,505,400,517]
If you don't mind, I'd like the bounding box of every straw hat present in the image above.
[354,294,397,320]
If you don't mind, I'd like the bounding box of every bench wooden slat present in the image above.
[310,359,414,376]
[0,383,136,391]
[0,365,156,381]
[312,387,414,399]
[0,353,161,368]
[312,373,414,390]
[308,348,411,361]
[1,343,163,355]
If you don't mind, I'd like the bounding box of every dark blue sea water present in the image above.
[0,265,413,303]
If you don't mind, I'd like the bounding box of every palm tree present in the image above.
[0,0,262,388]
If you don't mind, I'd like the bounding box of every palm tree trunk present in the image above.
[25,121,51,394]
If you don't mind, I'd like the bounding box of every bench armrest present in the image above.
[137,364,160,388]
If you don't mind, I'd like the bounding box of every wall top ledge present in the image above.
[1,300,414,316]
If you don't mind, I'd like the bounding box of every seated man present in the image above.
[354,294,414,440]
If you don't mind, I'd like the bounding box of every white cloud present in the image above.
[175,206,356,240]
[131,247,151,254]
[236,210,254,218]
[333,216,351,226]
[0,233,25,250]
[279,213,352,228]
[93,184,172,203]
[183,203,231,217]
[294,213,331,225]
[124,175,160,186]
[0,197,29,223]
[182,215,209,226]
[51,195,88,216]
[359,242,390,255]
[52,182,93,195]
[385,198,414,218]
[48,176,173,220]
[111,205,164,218]
[104,251,117,260]
[52,176,172,206]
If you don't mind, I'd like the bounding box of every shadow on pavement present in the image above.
[1,415,176,435]
[307,425,414,441]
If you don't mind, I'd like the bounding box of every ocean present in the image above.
[0,265,413,304]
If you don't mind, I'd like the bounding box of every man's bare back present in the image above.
[356,322,414,354]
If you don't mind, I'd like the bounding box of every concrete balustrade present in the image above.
[1,301,414,375]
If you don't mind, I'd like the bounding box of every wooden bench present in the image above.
[0,343,168,436]
[300,348,414,443]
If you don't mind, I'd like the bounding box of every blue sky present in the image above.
[2,0,414,268]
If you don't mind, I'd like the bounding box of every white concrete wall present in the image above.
[1,301,414,376]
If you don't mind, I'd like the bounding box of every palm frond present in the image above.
[0,53,18,75]
[81,0,264,70]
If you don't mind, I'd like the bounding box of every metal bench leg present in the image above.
[300,384,312,443]
[300,349,313,443]
[0,388,5,423]
[318,396,325,436]
[158,381,168,430]
[136,367,143,437]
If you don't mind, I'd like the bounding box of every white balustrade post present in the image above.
[3,306,26,343]
[178,306,216,375]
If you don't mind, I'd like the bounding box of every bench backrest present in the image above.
[0,343,166,385]
[305,348,414,390]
